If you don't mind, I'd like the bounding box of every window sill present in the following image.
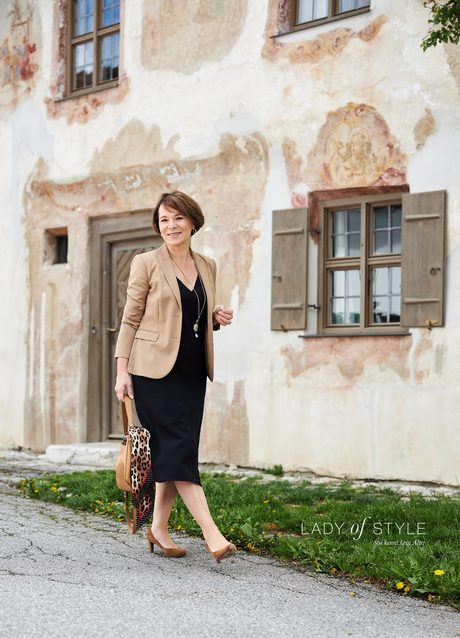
[299,330,411,339]
[54,81,119,103]
[270,7,371,39]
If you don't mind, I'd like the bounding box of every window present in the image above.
[67,0,120,96]
[271,191,446,334]
[294,0,370,28]
[44,228,69,264]
[319,195,402,332]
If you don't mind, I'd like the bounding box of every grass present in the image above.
[17,470,460,610]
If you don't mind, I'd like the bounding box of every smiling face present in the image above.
[158,203,195,249]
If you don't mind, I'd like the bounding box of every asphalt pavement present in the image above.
[0,453,459,638]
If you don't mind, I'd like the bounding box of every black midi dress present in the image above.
[131,275,208,486]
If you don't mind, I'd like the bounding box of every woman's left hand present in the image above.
[213,304,233,327]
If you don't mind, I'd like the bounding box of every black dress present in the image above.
[131,275,208,486]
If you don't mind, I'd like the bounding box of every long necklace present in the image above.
[169,252,207,338]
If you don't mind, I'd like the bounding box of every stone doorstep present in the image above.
[45,442,120,468]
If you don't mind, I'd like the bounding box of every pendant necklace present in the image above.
[169,251,207,338]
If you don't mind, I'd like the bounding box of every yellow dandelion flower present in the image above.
[434,569,445,576]
[404,586,411,593]
[95,508,99,512]
[396,582,405,590]
[50,486,58,492]
[176,524,182,530]
[230,527,234,532]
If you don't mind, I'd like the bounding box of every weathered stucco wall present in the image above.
[1,0,459,485]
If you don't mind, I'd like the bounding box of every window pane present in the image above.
[74,0,93,36]
[331,208,360,257]
[330,270,360,326]
[373,204,401,255]
[391,229,401,253]
[332,269,345,296]
[373,296,389,323]
[390,295,401,322]
[347,297,360,324]
[372,267,401,324]
[333,234,346,258]
[348,210,360,232]
[75,69,84,89]
[100,33,119,82]
[333,210,346,234]
[102,0,120,27]
[391,204,402,228]
[297,0,328,23]
[73,43,93,90]
[348,233,360,256]
[75,43,84,67]
[348,269,360,296]
[338,0,370,12]
[332,298,345,324]
[374,206,388,229]
[373,267,388,296]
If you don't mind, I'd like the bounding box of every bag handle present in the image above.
[121,395,134,435]
[124,491,137,534]
[121,395,137,533]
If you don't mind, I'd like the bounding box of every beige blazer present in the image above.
[114,242,219,381]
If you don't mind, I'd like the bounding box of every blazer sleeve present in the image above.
[209,257,220,332]
[114,254,149,359]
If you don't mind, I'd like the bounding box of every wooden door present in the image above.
[87,212,162,441]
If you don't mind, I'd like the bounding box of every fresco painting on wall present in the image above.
[0,0,39,111]
[307,102,407,190]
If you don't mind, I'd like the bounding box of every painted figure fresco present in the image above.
[0,0,39,110]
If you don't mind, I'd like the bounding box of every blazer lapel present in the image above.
[159,242,181,308]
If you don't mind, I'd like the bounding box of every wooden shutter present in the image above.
[271,208,308,330]
[401,190,446,328]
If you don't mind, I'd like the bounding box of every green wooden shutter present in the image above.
[401,190,446,328]
[271,208,308,330]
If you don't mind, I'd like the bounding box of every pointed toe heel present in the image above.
[205,541,237,563]
[146,527,187,558]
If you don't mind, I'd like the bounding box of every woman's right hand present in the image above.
[114,358,133,400]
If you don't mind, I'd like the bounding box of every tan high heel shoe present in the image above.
[146,527,187,557]
[204,541,237,563]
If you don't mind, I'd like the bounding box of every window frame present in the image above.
[291,0,371,32]
[66,0,120,98]
[317,193,407,336]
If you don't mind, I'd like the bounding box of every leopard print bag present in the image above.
[115,396,155,533]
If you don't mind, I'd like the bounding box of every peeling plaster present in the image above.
[262,1,387,65]
[141,0,248,74]
[201,380,250,467]
[283,102,407,200]
[45,0,129,124]
[22,126,267,449]
[413,108,436,150]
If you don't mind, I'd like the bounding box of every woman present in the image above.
[114,191,236,563]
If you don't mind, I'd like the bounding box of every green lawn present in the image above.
[17,470,460,610]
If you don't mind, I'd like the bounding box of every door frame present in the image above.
[87,210,156,442]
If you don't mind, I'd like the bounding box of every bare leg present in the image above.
[174,481,230,552]
[151,481,183,549]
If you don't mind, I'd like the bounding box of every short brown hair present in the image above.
[152,191,205,235]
